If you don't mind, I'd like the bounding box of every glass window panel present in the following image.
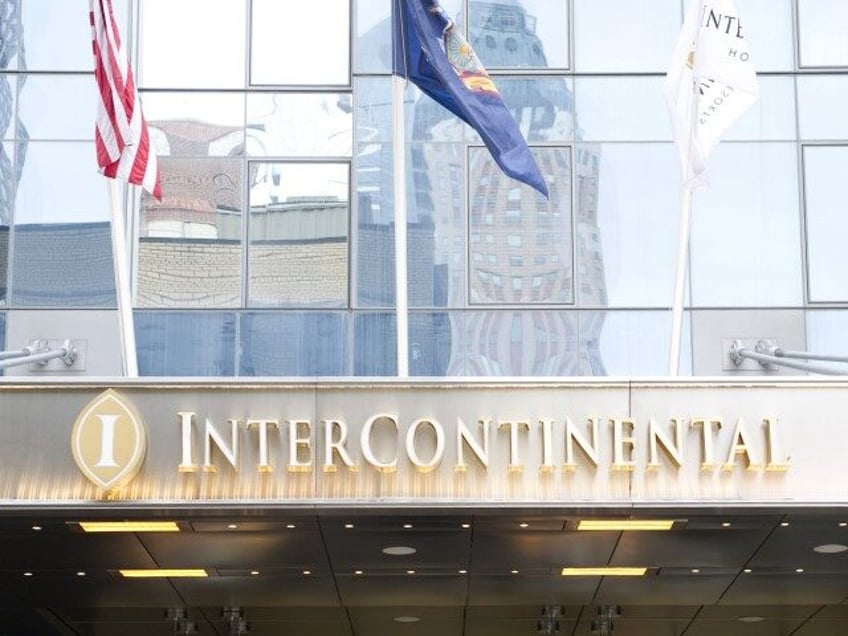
[798,76,848,140]
[0,138,13,227]
[355,0,391,74]
[246,94,352,157]
[406,142,465,309]
[807,311,848,360]
[22,0,128,71]
[356,144,396,308]
[11,222,116,307]
[494,76,574,144]
[722,76,796,141]
[690,142,801,306]
[135,311,236,376]
[410,84,465,144]
[469,146,572,305]
[354,312,396,375]
[591,310,691,376]
[1,74,16,139]
[409,311,453,376]
[468,0,569,70]
[583,143,679,308]
[239,312,347,376]
[14,141,108,225]
[798,0,848,67]
[17,74,95,140]
[137,157,243,308]
[0,312,4,353]
[0,215,7,305]
[1,2,21,71]
[737,0,794,72]
[142,93,246,158]
[803,146,848,302]
[573,0,680,73]
[251,0,349,86]
[140,0,246,89]
[355,77,393,144]
[575,77,671,142]
[450,310,579,375]
[248,163,349,308]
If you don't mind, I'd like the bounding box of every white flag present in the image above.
[665,0,759,188]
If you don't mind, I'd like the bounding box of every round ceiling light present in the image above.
[393,616,421,623]
[383,546,417,556]
[813,543,848,554]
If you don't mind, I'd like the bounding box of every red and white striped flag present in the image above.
[89,0,161,199]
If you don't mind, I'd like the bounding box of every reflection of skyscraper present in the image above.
[411,1,607,375]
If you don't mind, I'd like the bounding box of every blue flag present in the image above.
[392,0,549,198]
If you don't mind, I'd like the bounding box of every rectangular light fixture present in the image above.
[118,569,208,578]
[577,519,676,531]
[78,521,181,533]
[561,567,648,577]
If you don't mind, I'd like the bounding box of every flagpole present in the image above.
[392,74,409,377]
[668,186,692,376]
[108,180,139,377]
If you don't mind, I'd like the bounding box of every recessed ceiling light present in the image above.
[286,524,296,529]
[795,568,805,573]
[519,522,529,528]
[119,569,208,578]
[743,568,752,573]
[511,569,519,574]
[780,522,790,527]
[23,572,32,577]
[458,569,467,574]
[814,544,848,554]
[839,522,847,528]
[31,526,42,531]
[394,616,421,623]
[461,523,471,529]
[76,571,86,577]
[250,570,260,576]
[721,522,732,527]
[227,524,238,529]
[691,568,700,573]
[562,567,647,576]
[406,569,416,575]
[577,519,676,531]
[403,523,413,529]
[302,570,312,575]
[738,616,764,623]
[78,521,180,533]
[382,546,417,556]
[354,570,364,575]
[345,523,354,529]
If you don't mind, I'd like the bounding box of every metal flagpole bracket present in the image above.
[0,339,83,372]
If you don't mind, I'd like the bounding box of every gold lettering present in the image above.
[648,417,684,470]
[764,416,791,471]
[247,419,279,473]
[722,417,762,471]
[611,418,636,471]
[361,414,398,473]
[498,420,531,473]
[177,411,198,473]
[203,418,239,473]
[691,417,722,471]
[286,419,313,473]
[455,418,490,473]
[405,418,445,473]
[564,417,600,470]
[322,419,357,473]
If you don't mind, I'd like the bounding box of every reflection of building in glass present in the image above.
[358,0,607,375]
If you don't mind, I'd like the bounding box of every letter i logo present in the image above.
[71,389,147,491]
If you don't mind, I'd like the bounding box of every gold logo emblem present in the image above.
[71,389,147,490]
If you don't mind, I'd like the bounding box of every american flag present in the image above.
[89,0,161,199]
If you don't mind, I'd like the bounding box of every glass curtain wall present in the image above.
[3,1,848,376]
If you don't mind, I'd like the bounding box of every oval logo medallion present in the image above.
[71,389,147,491]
